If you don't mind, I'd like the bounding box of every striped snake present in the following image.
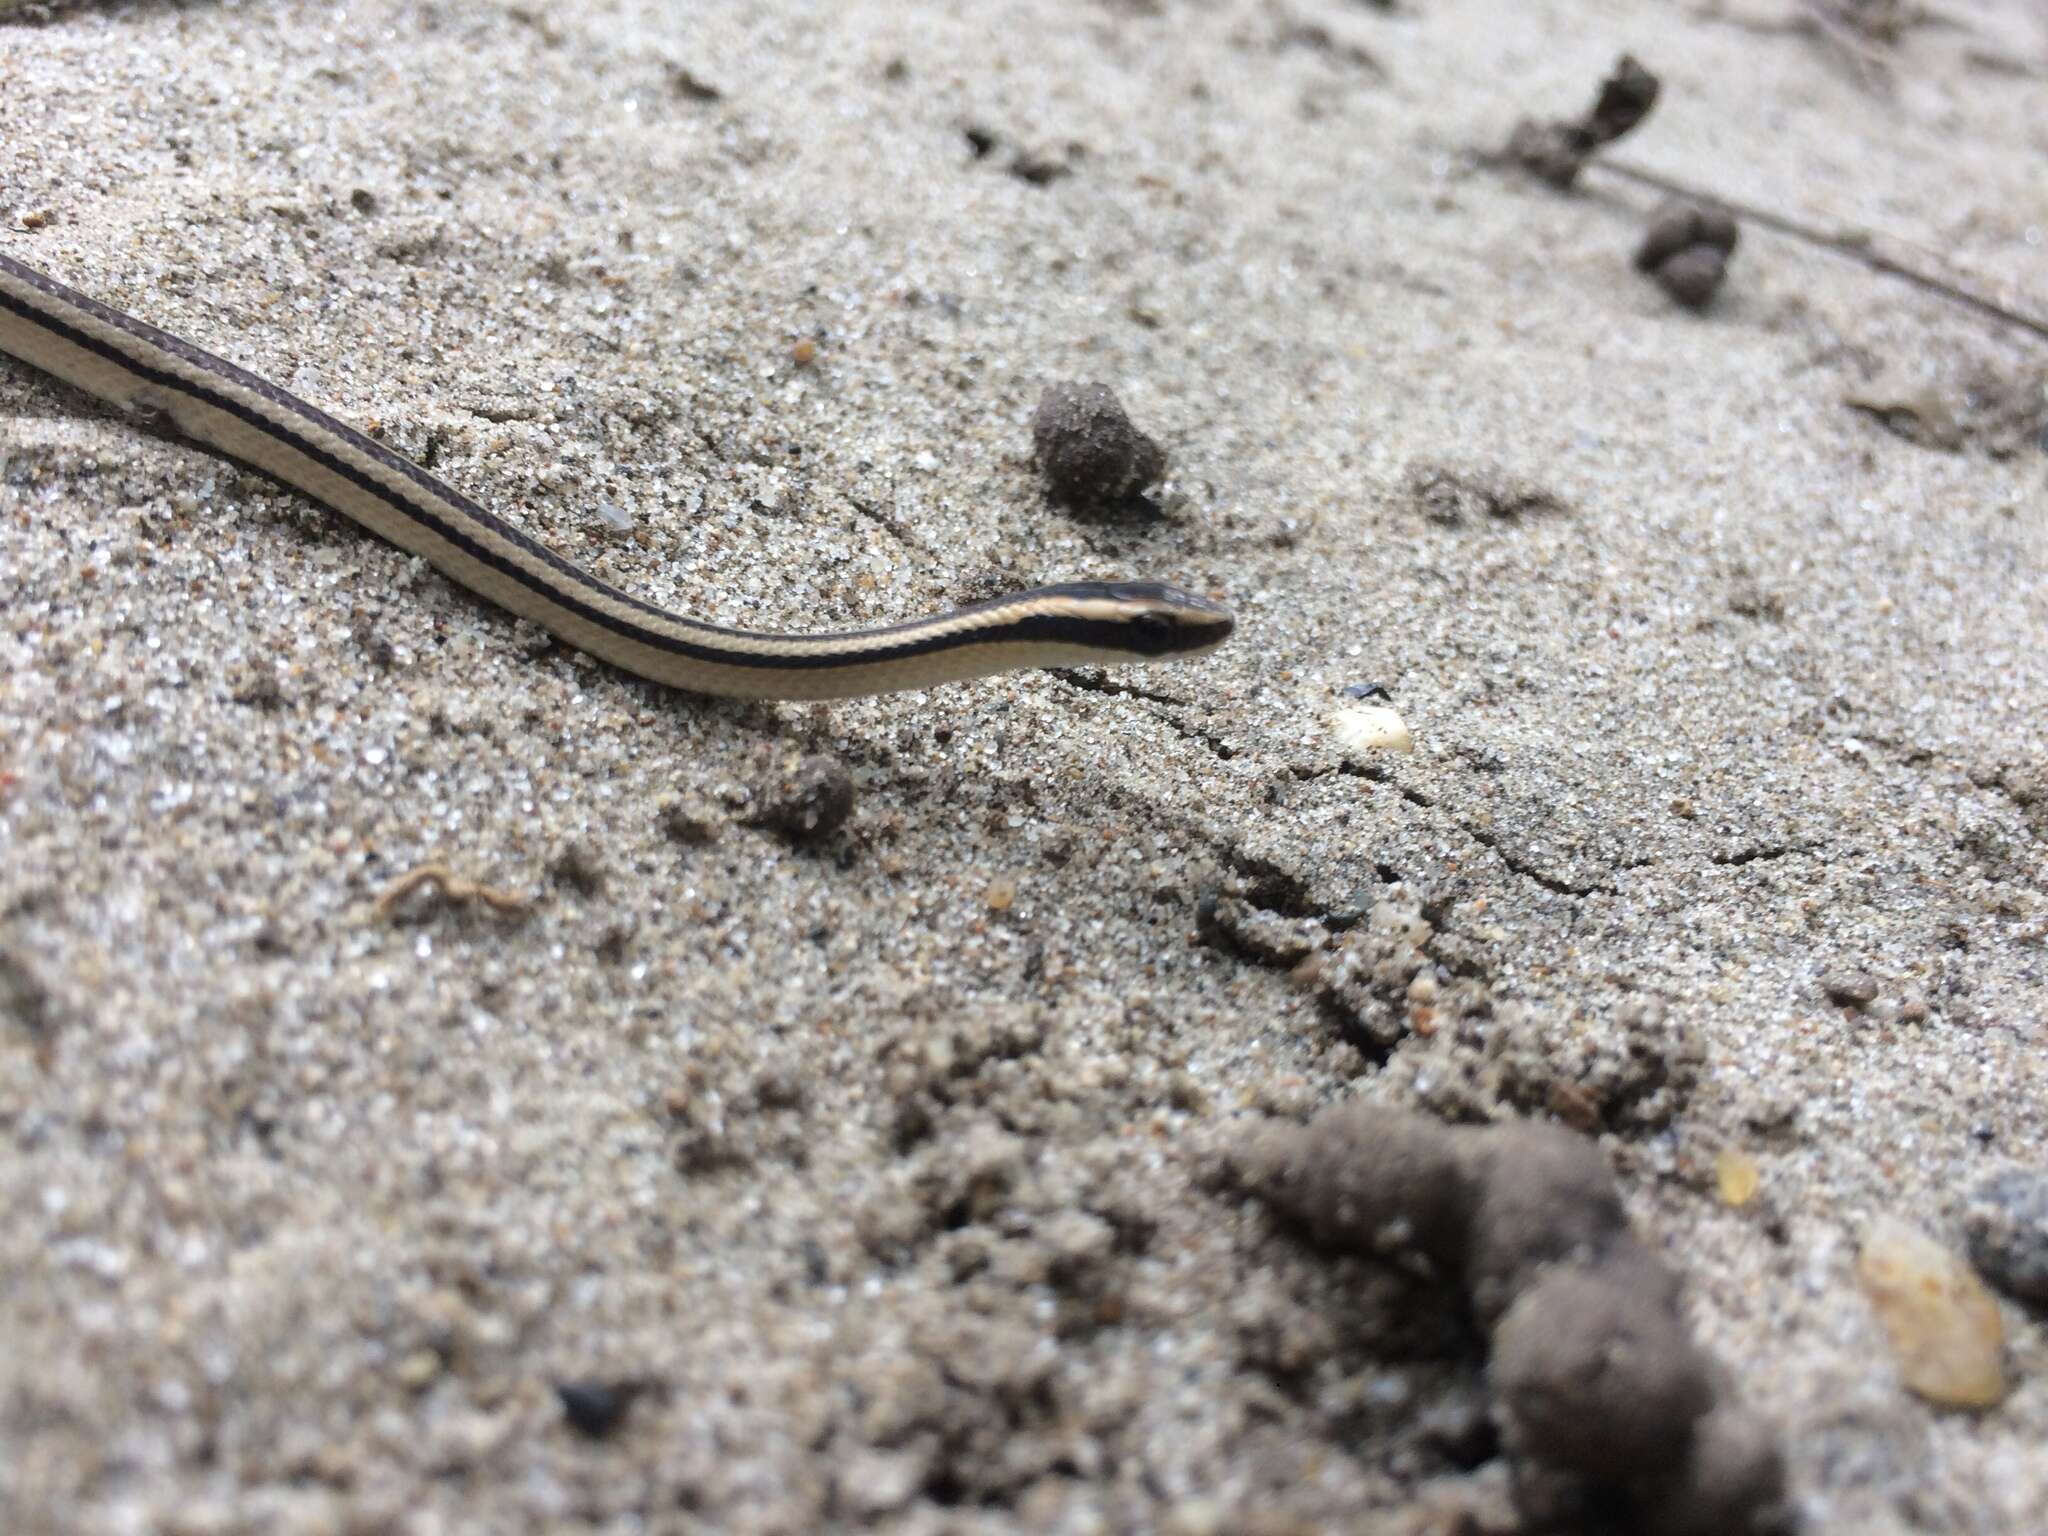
[0,251,1233,700]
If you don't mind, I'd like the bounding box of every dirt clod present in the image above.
[1635,199,1739,310]
[1504,54,1661,189]
[1233,1106,1475,1269]
[1637,199,1739,269]
[1463,1120,1631,1325]
[1234,1104,1786,1534]
[1493,1262,1714,1474]
[750,753,856,842]
[1031,382,1167,512]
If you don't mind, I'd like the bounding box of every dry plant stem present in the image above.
[1595,158,2048,343]
[1703,0,1898,89]
[373,862,531,920]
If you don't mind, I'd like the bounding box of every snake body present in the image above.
[0,251,1232,699]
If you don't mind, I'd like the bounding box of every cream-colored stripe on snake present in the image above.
[0,251,1232,700]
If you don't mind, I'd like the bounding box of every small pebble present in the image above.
[1856,1215,2007,1409]
[1330,703,1414,755]
[668,65,722,102]
[1820,970,1879,1010]
[1962,1168,2048,1306]
[659,798,723,845]
[1715,1147,1760,1208]
[395,1350,442,1390]
[836,1446,926,1516]
[556,1379,641,1439]
[1009,146,1073,186]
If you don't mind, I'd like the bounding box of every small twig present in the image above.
[1794,0,1900,89]
[1594,158,2048,344]
[374,861,531,921]
[1698,0,1937,92]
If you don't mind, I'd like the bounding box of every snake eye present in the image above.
[1128,611,1176,655]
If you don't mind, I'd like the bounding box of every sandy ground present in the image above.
[2,1,2045,1532]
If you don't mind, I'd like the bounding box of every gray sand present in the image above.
[2,1,2044,1532]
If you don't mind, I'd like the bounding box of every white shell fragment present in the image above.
[1331,703,1415,755]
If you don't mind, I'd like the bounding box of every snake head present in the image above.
[1102,582,1236,658]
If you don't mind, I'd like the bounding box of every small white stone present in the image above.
[1331,703,1414,755]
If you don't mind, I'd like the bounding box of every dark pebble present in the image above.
[1009,148,1072,186]
[1963,1168,2048,1305]
[1819,970,1880,1009]
[660,799,724,846]
[669,66,722,103]
[556,1379,640,1439]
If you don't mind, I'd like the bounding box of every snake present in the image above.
[0,250,1233,700]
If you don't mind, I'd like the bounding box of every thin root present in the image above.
[374,862,531,922]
